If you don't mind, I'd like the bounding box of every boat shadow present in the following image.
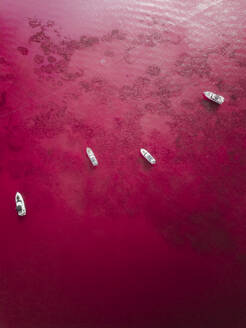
[140,157,155,170]
[200,99,220,112]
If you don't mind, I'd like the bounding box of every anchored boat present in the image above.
[203,91,224,104]
[86,147,98,166]
[15,192,26,216]
[140,148,156,165]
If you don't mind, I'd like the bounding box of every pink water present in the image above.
[1,0,246,327]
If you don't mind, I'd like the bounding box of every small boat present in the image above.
[140,148,156,165]
[86,147,98,166]
[203,91,224,104]
[15,192,26,216]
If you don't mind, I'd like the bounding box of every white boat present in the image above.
[203,91,224,104]
[86,147,98,166]
[140,148,156,165]
[15,192,26,216]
